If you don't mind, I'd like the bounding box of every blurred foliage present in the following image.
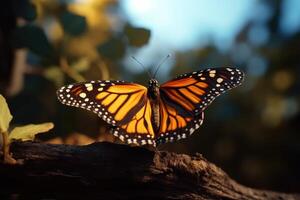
[124,24,151,47]
[14,25,53,57]
[97,36,126,60]
[0,94,53,164]
[0,0,299,194]
[60,10,87,36]
[12,0,37,21]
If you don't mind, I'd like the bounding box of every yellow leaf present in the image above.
[9,122,54,141]
[71,57,90,72]
[44,66,64,88]
[0,94,13,132]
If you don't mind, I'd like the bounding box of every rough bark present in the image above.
[0,141,299,200]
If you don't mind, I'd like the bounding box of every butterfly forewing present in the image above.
[57,80,156,145]
[160,67,244,114]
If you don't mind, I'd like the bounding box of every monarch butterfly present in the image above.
[57,66,244,147]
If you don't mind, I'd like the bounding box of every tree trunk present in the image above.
[0,141,299,200]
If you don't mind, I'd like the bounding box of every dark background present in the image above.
[0,0,299,193]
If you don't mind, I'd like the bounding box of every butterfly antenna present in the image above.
[153,54,171,79]
[131,56,152,78]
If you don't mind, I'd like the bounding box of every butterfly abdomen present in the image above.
[150,99,160,132]
[148,79,161,132]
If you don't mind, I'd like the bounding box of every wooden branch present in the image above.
[0,141,299,199]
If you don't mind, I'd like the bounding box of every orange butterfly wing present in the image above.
[57,68,244,146]
[57,80,155,145]
[157,67,244,144]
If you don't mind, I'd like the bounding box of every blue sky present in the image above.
[122,0,255,50]
[280,0,300,35]
[120,0,300,75]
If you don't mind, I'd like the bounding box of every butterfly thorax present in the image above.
[148,79,159,99]
[148,79,160,132]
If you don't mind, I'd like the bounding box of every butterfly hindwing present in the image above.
[156,99,204,144]
[157,67,244,143]
[57,80,155,145]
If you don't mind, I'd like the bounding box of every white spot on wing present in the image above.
[217,78,223,83]
[85,83,93,91]
[79,93,86,98]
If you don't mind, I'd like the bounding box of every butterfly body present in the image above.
[57,67,244,147]
[148,79,161,132]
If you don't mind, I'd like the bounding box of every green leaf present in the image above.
[9,122,54,141]
[97,37,126,60]
[0,95,13,132]
[60,11,87,36]
[14,25,53,57]
[124,25,151,47]
[14,0,37,21]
